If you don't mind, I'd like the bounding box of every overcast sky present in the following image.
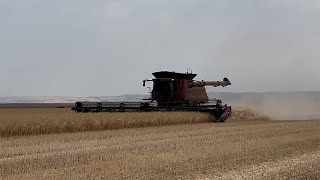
[1,0,320,96]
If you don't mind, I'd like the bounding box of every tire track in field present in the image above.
[199,150,320,180]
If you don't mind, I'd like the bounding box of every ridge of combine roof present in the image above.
[152,71,197,80]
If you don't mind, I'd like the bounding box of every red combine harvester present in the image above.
[72,70,232,122]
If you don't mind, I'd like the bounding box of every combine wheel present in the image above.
[83,109,91,113]
[210,109,225,123]
[210,114,224,123]
[119,103,125,112]
[96,103,102,112]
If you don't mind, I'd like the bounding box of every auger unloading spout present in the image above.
[72,70,232,122]
[189,78,231,87]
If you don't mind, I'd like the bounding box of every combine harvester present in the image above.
[72,70,232,122]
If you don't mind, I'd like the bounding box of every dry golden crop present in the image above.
[0,108,211,137]
[0,108,268,137]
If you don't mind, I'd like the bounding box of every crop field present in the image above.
[1,108,320,179]
[0,109,216,137]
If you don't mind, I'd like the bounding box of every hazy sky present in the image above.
[1,0,320,96]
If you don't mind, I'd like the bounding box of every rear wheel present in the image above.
[119,103,125,112]
[211,108,226,122]
[96,103,102,112]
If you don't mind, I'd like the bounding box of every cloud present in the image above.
[263,0,320,13]
[1,0,320,96]
[102,2,129,21]
[59,4,83,15]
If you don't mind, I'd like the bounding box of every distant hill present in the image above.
[0,91,319,103]
[0,95,149,103]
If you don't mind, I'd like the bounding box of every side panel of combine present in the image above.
[186,87,209,104]
[174,79,188,100]
[152,79,191,106]
[153,80,172,101]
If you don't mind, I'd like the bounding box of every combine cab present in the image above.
[72,70,232,122]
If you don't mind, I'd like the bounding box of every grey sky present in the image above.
[1,0,320,96]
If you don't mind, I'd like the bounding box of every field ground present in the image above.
[1,109,320,179]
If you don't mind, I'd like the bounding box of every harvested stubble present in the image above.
[0,109,213,137]
[1,116,319,179]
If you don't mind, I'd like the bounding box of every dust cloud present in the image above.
[233,96,320,120]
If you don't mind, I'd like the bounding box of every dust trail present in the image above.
[229,110,269,122]
[233,95,320,120]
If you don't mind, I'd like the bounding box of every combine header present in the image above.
[72,70,232,122]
